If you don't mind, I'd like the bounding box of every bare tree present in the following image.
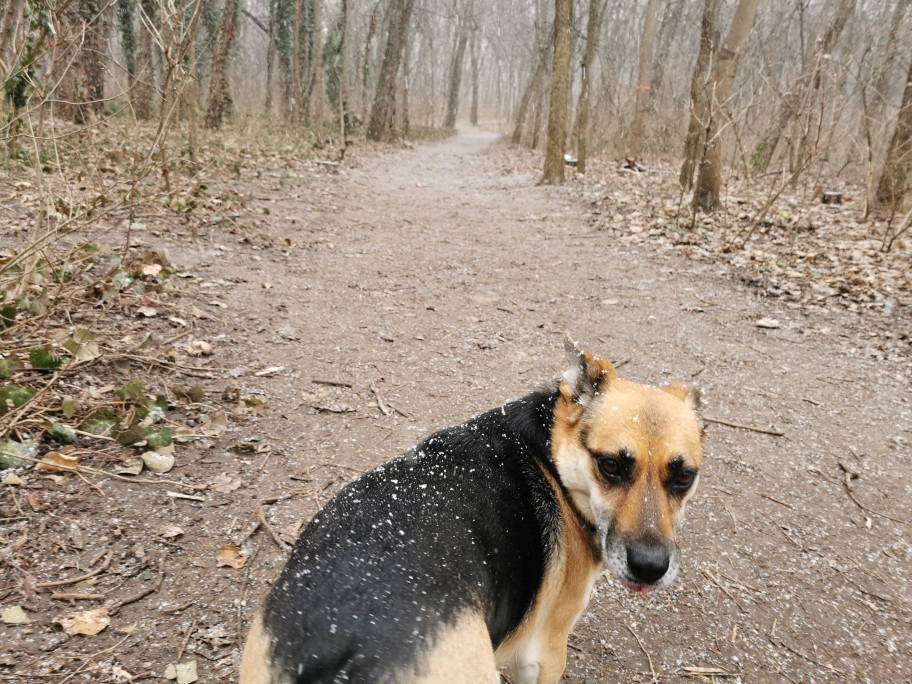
[444,6,470,130]
[574,0,606,174]
[205,0,242,129]
[308,0,326,134]
[876,54,912,210]
[627,0,661,162]
[367,0,414,141]
[692,0,759,212]
[541,0,572,184]
[680,0,720,191]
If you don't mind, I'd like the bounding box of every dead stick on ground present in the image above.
[625,622,658,683]
[838,462,911,527]
[51,592,106,602]
[369,380,391,416]
[176,620,197,662]
[108,554,166,615]
[703,416,785,437]
[36,551,113,589]
[258,506,289,549]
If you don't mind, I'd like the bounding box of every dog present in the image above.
[240,341,704,683]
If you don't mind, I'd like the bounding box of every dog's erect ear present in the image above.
[560,338,617,406]
[660,383,702,412]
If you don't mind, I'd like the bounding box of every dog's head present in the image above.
[551,340,704,594]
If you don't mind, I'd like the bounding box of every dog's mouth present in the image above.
[620,580,656,596]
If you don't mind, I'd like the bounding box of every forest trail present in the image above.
[6,129,910,683]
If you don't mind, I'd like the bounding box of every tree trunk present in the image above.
[444,19,469,129]
[511,40,550,145]
[680,0,721,190]
[291,0,303,121]
[308,0,325,134]
[541,0,572,184]
[360,0,382,120]
[692,0,759,211]
[627,0,661,161]
[876,56,912,209]
[574,0,606,174]
[205,0,241,129]
[134,0,156,120]
[0,0,26,82]
[469,25,479,126]
[651,0,685,96]
[751,0,855,173]
[366,0,414,141]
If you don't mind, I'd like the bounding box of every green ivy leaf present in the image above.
[29,348,63,370]
[46,422,77,443]
[0,439,37,470]
[0,385,36,416]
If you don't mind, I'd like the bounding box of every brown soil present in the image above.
[2,129,910,683]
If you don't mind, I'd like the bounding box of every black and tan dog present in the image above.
[241,342,703,683]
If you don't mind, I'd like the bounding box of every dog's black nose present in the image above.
[626,538,670,584]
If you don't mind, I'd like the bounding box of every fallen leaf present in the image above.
[35,451,80,472]
[114,457,144,475]
[755,317,781,329]
[137,306,158,317]
[55,606,110,635]
[63,329,101,365]
[142,263,163,277]
[1,605,29,624]
[110,664,134,681]
[163,660,198,684]
[209,472,243,494]
[2,472,23,486]
[141,450,174,474]
[160,525,184,539]
[198,410,228,437]
[186,339,213,357]
[217,543,248,569]
[254,366,284,377]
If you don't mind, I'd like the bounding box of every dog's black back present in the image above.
[261,390,561,682]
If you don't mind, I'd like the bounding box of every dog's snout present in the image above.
[626,538,670,584]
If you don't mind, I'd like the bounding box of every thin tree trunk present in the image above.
[876,56,912,209]
[541,0,572,184]
[205,0,241,129]
[651,0,685,96]
[360,0,382,120]
[469,25,479,126]
[135,0,156,120]
[291,0,303,121]
[692,0,759,212]
[680,0,720,190]
[511,41,550,145]
[308,0,325,134]
[0,0,26,81]
[444,18,469,129]
[627,0,661,161]
[574,0,606,174]
[366,0,414,141]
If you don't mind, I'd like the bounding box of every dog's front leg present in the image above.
[511,644,567,684]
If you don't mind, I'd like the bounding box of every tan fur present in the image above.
[495,464,601,684]
[240,611,289,684]
[407,611,499,684]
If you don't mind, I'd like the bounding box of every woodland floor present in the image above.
[1,127,911,683]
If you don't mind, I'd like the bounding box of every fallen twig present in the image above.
[312,378,353,388]
[837,461,911,527]
[703,416,785,437]
[625,622,658,683]
[258,506,289,550]
[369,380,391,416]
[108,553,165,615]
[50,592,106,602]
[37,551,113,589]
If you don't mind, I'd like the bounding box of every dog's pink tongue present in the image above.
[621,581,654,596]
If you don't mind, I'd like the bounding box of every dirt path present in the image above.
[5,129,910,682]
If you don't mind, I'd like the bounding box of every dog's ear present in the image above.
[560,338,617,406]
[660,383,702,412]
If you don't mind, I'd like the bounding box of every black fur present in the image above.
[261,390,562,683]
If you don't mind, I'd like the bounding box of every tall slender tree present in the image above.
[876,55,912,210]
[366,0,414,141]
[692,0,759,211]
[627,0,661,161]
[680,0,720,191]
[205,0,242,129]
[574,0,606,173]
[541,0,572,184]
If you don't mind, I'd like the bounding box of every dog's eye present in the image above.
[597,457,622,480]
[673,470,696,491]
